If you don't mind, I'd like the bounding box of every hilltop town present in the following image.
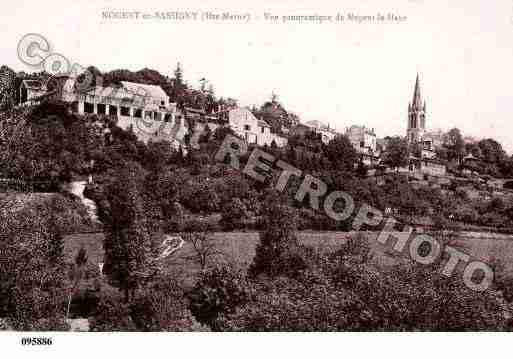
[3,63,512,194]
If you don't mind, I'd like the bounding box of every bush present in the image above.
[220,198,250,230]
[181,218,221,233]
[185,182,220,213]
[249,193,309,279]
[90,296,137,331]
[330,232,372,265]
[0,195,70,330]
[219,273,372,331]
[328,260,505,331]
[131,276,208,331]
[188,267,250,331]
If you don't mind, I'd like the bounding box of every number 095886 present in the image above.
[21,337,53,346]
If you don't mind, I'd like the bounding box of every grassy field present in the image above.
[63,229,513,290]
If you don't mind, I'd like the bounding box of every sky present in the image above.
[1,0,513,151]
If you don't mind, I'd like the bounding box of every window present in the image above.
[84,102,94,114]
[109,105,118,116]
[97,103,106,115]
[161,101,165,106]
[244,125,250,131]
[164,114,171,122]
[133,108,142,118]
[261,127,265,133]
[154,112,162,121]
[120,106,130,116]
[360,141,365,147]
[144,111,152,119]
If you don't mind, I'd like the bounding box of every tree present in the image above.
[0,196,70,330]
[130,275,206,331]
[220,197,250,230]
[102,164,160,302]
[381,136,408,171]
[478,139,507,177]
[324,135,357,173]
[66,247,88,319]
[90,296,137,331]
[356,158,368,178]
[173,62,184,89]
[183,230,222,271]
[188,266,250,330]
[249,191,308,279]
[444,128,465,163]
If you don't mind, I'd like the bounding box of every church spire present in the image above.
[407,73,427,143]
[412,73,423,110]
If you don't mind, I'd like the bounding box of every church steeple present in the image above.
[407,73,427,143]
[411,73,423,110]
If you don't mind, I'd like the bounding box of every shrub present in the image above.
[219,272,373,331]
[188,267,250,331]
[131,276,208,331]
[328,261,505,331]
[183,231,222,271]
[249,193,308,279]
[181,218,220,233]
[0,196,70,330]
[330,232,372,265]
[90,295,137,331]
[220,198,250,230]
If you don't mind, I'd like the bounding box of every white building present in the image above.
[346,125,377,155]
[19,80,48,105]
[228,107,287,147]
[59,78,186,146]
[304,120,338,144]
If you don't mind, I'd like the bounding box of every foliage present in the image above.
[183,231,223,271]
[188,266,250,330]
[249,191,309,279]
[324,135,357,173]
[381,136,409,170]
[0,101,104,182]
[219,272,371,331]
[444,128,465,162]
[101,163,160,302]
[90,295,137,331]
[220,197,251,230]
[0,196,70,330]
[130,275,208,331]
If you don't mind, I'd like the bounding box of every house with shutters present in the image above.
[228,107,287,147]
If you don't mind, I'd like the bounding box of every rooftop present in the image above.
[22,79,44,90]
[120,81,168,99]
[258,119,271,128]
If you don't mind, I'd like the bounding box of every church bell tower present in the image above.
[407,74,426,144]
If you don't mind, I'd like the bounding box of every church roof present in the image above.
[411,73,425,110]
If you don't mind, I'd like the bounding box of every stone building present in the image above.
[304,120,337,144]
[44,75,186,146]
[19,80,47,105]
[228,107,287,147]
[408,156,447,178]
[346,125,377,155]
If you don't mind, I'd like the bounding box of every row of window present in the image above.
[82,102,172,121]
[243,124,267,133]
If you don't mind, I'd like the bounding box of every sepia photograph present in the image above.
[1,0,513,357]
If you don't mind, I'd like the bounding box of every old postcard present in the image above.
[1,0,512,357]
